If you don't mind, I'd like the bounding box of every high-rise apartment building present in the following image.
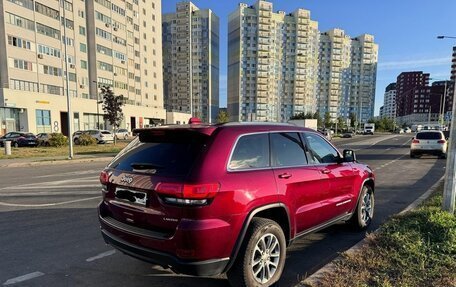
[381,83,396,119]
[0,0,165,135]
[228,1,319,122]
[162,2,219,123]
[396,72,430,117]
[451,46,456,82]
[318,29,352,121]
[318,30,378,123]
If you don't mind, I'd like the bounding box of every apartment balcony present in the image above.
[258,31,270,38]
[259,17,271,24]
[296,56,306,63]
[257,71,268,78]
[257,84,268,91]
[259,11,272,17]
[258,44,269,51]
[298,18,309,25]
[297,30,308,38]
[258,23,270,31]
[295,88,305,93]
[257,78,268,84]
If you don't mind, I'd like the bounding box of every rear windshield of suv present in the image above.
[108,130,208,176]
[101,131,112,135]
[416,132,442,140]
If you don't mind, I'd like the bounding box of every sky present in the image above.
[162,0,456,116]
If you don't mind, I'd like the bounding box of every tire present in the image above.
[410,152,415,158]
[74,138,80,145]
[227,218,286,287]
[349,185,374,230]
[45,142,50,147]
[13,142,19,148]
[440,153,447,159]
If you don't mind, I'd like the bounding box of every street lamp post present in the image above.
[437,35,456,213]
[62,1,73,159]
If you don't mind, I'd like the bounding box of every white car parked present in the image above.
[410,130,447,159]
[113,128,130,140]
[73,130,114,144]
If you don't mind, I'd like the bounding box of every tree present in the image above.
[313,112,322,128]
[101,86,124,145]
[324,112,332,128]
[216,110,229,124]
[349,113,357,128]
[337,116,347,131]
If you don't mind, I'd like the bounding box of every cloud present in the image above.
[378,57,451,71]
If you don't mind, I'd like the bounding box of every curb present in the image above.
[0,156,114,168]
[296,175,445,287]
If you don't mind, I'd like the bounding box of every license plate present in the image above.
[115,188,147,206]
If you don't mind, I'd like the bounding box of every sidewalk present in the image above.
[0,153,116,168]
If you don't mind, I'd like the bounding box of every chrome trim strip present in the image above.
[336,199,352,207]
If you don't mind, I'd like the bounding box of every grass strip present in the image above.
[317,185,456,287]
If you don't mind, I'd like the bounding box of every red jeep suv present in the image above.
[98,122,375,287]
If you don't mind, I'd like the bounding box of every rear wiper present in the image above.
[131,162,164,170]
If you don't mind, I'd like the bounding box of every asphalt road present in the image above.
[0,134,446,286]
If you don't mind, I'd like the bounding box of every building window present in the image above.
[10,79,39,92]
[6,12,35,31]
[96,44,112,56]
[8,36,33,50]
[38,44,61,58]
[36,23,60,39]
[79,26,86,36]
[61,17,74,30]
[36,110,52,133]
[60,0,73,12]
[80,43,87,53]
[35,2,60,20]
[41,65,62,76]
[8,0,34,10]
[80,60,87,69]
[11,58,34,71]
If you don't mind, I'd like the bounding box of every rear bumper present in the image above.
[411,149,445,156]
[101,228,229,276]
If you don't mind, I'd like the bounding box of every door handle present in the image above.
[278,173,292,179]
[321,168,331,174]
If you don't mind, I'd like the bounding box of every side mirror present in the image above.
[343,149,357,162]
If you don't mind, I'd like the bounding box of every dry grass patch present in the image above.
[0,141,128,160]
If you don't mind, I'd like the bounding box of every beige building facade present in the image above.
[0,0,166,136]
[162,2,219,124]
[228,0,319,122]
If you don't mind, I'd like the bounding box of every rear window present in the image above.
[416,132,442,140]
[101,131,111,135]
[109,131,208,176]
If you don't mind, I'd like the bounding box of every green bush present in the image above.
[48,133,67,147]
[77,134,97,146]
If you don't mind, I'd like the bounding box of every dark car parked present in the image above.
[98,122,375,287]
[0,132,38,147]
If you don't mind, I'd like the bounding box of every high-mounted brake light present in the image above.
[188,117,202,125]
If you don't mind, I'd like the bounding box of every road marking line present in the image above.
[0,196,100,207]
[86,250,116,262]
[0,191,99,197]
[3,271,45,285]
[3,184,99,190]
[372,153,408,172]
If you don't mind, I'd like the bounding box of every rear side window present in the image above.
[109,131,208,176]
[229,133,269,170]
[270,132,307,167]
[416,132,442,140]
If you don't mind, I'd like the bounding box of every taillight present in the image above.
[99,170,111,192]
[438,140,446,144]
[412,139,420,144]
[155,182,219,206]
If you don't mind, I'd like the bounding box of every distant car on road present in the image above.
[113,129,130,140]
[410,130,447,159]
[404,128,412,133]
[0,132,38,148]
